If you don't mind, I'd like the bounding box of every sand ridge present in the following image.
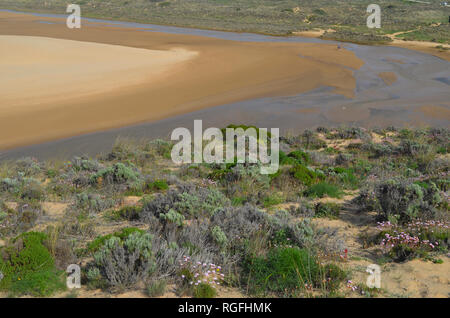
[0,11,364,150]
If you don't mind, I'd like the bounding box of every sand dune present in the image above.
[0,11,363,150]
[0,35,197,108]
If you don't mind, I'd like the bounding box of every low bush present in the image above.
[287,150,311,165]
[90,231,155,288]
[141,185,230,220]
[314,202,341,218]
[146,279,167,297]
[177,255,223,297]
[290,164,319,186]
[263,193,285,208]
[111,205,143,221]
[242,247,345,296]
[74,192,116,214]
[304,182,342,198]
[194,283,217,298]
[91,163,140,186]
[0,232,66,296]
[87,227,145,253]
[376,220,449,262]
[375,179,442,223]
[146,179,169,191]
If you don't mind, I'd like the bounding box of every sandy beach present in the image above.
[0,11,363,150]
[294,29,450,62]
[0,35,197,108]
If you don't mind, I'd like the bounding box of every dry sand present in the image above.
[0,35,197,108]
[0,11,363,150]
[294,28,450,62]
[389,40,450,62]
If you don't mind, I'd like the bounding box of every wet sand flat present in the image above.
[0,11,363,150]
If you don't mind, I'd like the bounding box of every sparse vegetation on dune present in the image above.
[1,0,449,44]
[0,126,448,298]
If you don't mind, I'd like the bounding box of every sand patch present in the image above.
[389,39,450,62]
[294,29,335,38]
[378,72,397,86]
[121,196,142,207]
[348,258,450,298]
[41,202,69,218]
[415,105,450,121]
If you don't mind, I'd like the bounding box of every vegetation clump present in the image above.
[0,126,448,297]
[0,232,66,296]
[242,247,346,296]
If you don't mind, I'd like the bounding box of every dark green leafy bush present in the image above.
[146,179,169,191]
[287,150,311,165]
[87,227,145,253]
[0,232,66,296]
[290,164,319,186]
[305,182,342,198]
[194,283,217,298]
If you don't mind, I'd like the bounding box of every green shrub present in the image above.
[74,192,116,214]
[263,193,284,208]
[305,182,342,198]
[111,206,143,221]
[375,179,441,223]
[279,151,297,166]
[221,124,272,140]
[331,167,359,189]
[20,180,44,201]
[147,279,167,297]
[174,188,229,217]
[231,196,246,206]
[160,209,185,227]
[194,283,217,298]
[289,164,319,186]
[287,150,311,165]
[243,247,345,296]
[388,244,418,262]
[91,163,140,186]
[211,225,228,249]
[92,231,155,288]
[0,232,66,296]
[148,139,172,159]
[87,227,145,253]
[146,179,169,191]
[314,202,341,218]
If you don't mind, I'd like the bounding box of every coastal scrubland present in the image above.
[1,0,449,44]
[0,126,448,298]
